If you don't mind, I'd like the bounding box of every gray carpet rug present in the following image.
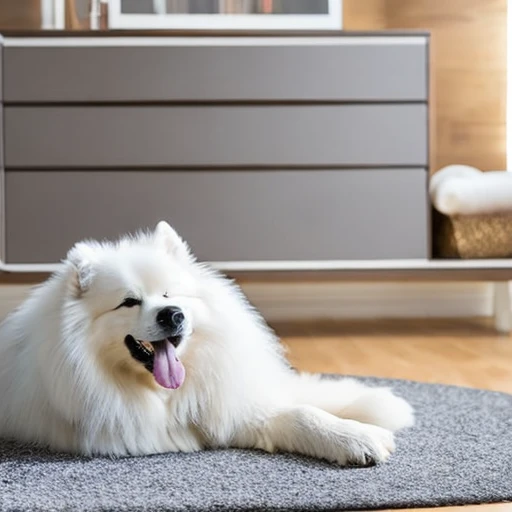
[1,377,512,512]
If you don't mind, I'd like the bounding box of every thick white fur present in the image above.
[0,222,414,465]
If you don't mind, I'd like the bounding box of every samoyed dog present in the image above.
[0,222,413,464]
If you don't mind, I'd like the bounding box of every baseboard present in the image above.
[0,282,495,323]
[242,281,495,322]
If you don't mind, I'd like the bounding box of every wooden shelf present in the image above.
[224,259,512,282]
[2,259,512,284]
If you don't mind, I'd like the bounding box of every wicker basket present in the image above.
[434,210,512,259]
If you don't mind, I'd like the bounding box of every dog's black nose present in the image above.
[156,306,185,330]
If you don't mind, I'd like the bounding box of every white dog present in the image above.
[0,222,413,464]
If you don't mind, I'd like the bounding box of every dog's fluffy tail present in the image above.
[290,373,414,432]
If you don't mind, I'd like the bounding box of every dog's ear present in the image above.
[65,242,97,294]
[154,221,193,262]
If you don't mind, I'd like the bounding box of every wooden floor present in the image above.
[274,317,512,512]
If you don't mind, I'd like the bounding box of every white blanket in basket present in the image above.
[430,165,512,215]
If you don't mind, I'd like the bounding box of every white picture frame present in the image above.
[108,0,342,30]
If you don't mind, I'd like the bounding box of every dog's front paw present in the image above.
[257,404,397,468]
[340,423,396,466]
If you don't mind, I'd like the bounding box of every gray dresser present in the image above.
[0,33,429,267]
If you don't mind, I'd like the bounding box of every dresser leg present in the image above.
[493,282,512,333]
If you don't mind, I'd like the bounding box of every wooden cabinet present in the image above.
[0,33,430,267]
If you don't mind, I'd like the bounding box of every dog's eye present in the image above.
[115,297,142,309]
[163,292,169,299]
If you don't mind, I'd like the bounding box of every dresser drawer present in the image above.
[4,169,428,264]
[5,105,428,168]
[3,37,428,103]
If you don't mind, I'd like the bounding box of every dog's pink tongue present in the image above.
[153,341,185,389]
